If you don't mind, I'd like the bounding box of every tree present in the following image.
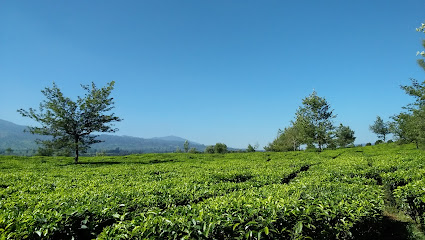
[369,116,390,142]
[390,113,419,147]
[204,145,215,154]
[214,143,227,154]
[18,81,122,163]
[335,124,356,148]
[265,125,302,152]
[175,146,183,153]
[183,140,189,153]
[390,22,425,148]
[246,144,255,152]
[294,91,335,151]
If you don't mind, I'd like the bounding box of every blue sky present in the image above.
[1,1,424,149]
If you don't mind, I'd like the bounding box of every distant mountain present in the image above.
[0,119,30,138]
[94,134,206,154]
[0,119,206,155]
[152,136,187,142]
[0,119,44,151]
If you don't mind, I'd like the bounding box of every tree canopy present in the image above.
[369,116,390,142]
[294,91,336,151]
[265,125,302,152]
[18,81,122,163]
[335,124,356,148]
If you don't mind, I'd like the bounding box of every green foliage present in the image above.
[294,91,336,151]
[265,125,302,152]
[396,79,425,149]
[391,112,420,146]
[335,124,356,148]
[267,92,355,153]
[401,78,425,109]
[17,82,122,163]
[36,147,54,156]
[370,116,390,142]
[214,143,227,154]
[246,144,255,152]
[204,145,215,154]
[183,140,189,153]
[175,147,183,153]
[188,147,198,154]
[392,28,425,149]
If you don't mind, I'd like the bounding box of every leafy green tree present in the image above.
[246,144,256,152]
[265,125,302,152]
[204,145,215,154]
[294,91,335,151]
[390,23,425,148]
[335,124,356,148]
[18,81,122,163]
[285,124,303,151]
[183,140,189,153]
[390,112,421,147]
[403,23,425,109]
[214,143,227,154]
[175,146,183,153]
[264,133,284,152]
[369,116,390,142]
[401,78,425,109]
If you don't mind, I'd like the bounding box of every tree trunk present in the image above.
[74,137,79,164]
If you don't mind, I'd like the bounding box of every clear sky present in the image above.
[1,1,424,149]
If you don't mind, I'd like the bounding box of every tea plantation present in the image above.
[1,144,425,239]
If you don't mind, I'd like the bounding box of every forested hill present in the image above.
[0,119,41,151]
[0,119,206,154]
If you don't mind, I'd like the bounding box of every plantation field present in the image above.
[1,144,425,239]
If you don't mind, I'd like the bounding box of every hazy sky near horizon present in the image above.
[1,1,424,149]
